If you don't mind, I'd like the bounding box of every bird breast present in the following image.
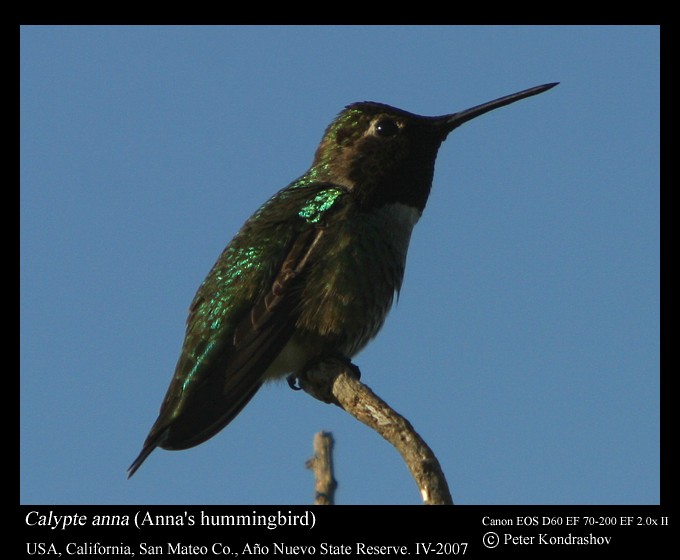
[294,201,422,359]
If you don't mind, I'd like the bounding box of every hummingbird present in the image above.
[128,82,558,477]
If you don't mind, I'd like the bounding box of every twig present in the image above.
[297,358,453,505]
[305,431,337,505]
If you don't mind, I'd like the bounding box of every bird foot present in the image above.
[287,354,361,394]
[289,355,362,404]
[287,374,302,391]
[309,354,361,379]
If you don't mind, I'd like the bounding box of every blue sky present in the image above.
[20,26,659,505]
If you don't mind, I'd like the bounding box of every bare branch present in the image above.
[305,431,337,505]
[297,358,453,505]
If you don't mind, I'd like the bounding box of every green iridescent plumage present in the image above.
[143,181,352,445]
[128,83,558,477]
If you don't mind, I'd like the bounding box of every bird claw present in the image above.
[344,360,362,380]
[287,375,302,391]
[287,355,361,394]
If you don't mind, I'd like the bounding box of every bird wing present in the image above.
[128,183,349,477]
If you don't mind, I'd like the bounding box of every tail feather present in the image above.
[127,429,167,478]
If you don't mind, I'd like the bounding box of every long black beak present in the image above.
[438,82,559,136]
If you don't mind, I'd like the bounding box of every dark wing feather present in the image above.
[128,183,347,477]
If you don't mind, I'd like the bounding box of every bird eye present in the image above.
[374,118,400,137]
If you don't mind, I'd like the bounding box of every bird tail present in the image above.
[127,428,168,478]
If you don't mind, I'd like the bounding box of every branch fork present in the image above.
[297,358,453,505]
